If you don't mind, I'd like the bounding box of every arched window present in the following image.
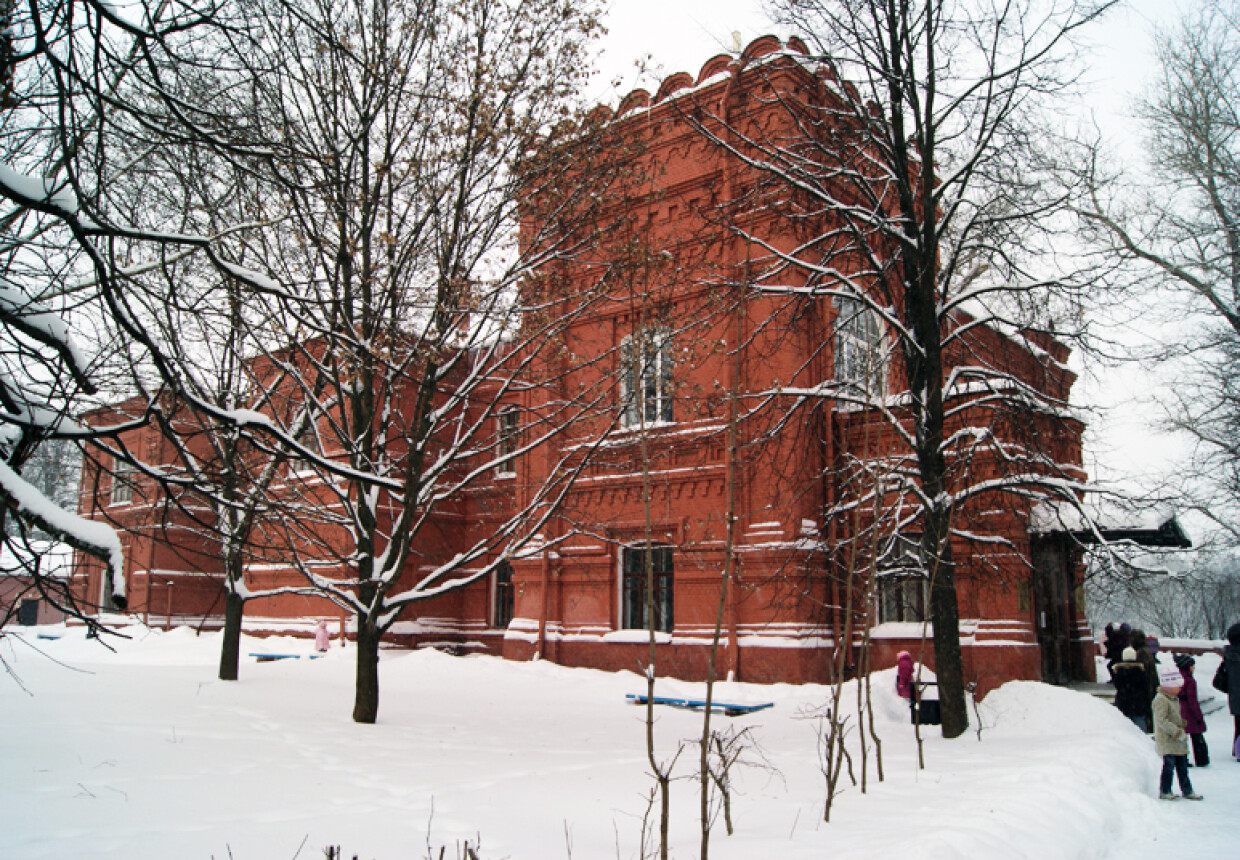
[620,327,674,427]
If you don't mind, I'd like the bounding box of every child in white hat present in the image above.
[1153,664,1203,800]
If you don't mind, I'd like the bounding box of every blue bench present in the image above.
[249,652,323,662]
[626,693,773,717]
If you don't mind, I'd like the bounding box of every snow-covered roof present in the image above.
[0,540,76,578]
[1029,500,1191,548]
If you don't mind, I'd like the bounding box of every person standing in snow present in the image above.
[1173,654,1208,767]
[315,619,331,653]
[1153,664,1203,800]
[1224,622,1240,756]
[1112,647,1150,731]
[896,650,915,701]
[1130,629,1158,733]
[1103,623,1125,681]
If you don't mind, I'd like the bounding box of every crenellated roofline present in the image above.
[605,35,811,121]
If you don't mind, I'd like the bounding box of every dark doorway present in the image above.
[493,563,514,629]
[18,598,39,626]
[1031,540,1072,685]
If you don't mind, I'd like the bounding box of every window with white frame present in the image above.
[876,535,928,623]
[622,545,674,633]
[834,296,886,397]
[289,418,320,474]
[495,407,519,476]
[109,458,135,506]
[620,327,674,427]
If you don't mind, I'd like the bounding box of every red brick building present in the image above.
[72,398,226,628]
[71,36,1139,694]
[1,542,71,627]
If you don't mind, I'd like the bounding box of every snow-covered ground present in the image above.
[2,624,1237,859]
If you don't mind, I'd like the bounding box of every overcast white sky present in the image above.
[594,0,1184,127]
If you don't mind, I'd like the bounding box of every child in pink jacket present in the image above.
[896,651,915,700]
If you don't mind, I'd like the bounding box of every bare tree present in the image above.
[1085,546,1240,639]
[188,0,624,723]
[818,397,897,818]
[1075,0,1240,545]
[0,0,271,626]
[697,280,743,858]
[113,141,328,679]
[684,0,1112,738]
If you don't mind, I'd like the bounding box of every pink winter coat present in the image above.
[896,651,914,699]
[1179,666,1207,734]
[314,622,330,652]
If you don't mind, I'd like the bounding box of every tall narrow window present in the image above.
[493,562,514,629]
[834,296,886,397]
[620,327,674,427]
[622,545,674,633]
[110,458,135,506]
[495,408,519,476]
[100,561,124,611]
[289,419,320,474]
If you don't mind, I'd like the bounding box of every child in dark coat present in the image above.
[1130,630,1158,733]
[1174,654,1208,766]
[1103,624,1122,680]
[1112,647,1150,732]
[1221,622,1240,757]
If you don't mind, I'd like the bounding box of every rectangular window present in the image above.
[110,458,135,506]
[834,296,886,397]
[878,575,928,623]
[620,327,674,427]
[622,545,674,633]
[876,535,928,623]
[289,418,321,475]
[496,408,519,476]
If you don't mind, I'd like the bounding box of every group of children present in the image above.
[1107,624,1209,801]
[899,627,1222,801]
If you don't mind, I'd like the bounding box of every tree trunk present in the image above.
[218,588,244,681]
[929,548,968,738]
[353,619,380,724]
[920,487,969,739]
[700,282,743,858]
[907,238,969,739]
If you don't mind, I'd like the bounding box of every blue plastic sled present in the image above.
[626,693,773,717]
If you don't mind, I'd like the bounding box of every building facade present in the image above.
[73,36,1110,694]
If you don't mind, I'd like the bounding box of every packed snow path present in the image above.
[2,623,1238,858]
